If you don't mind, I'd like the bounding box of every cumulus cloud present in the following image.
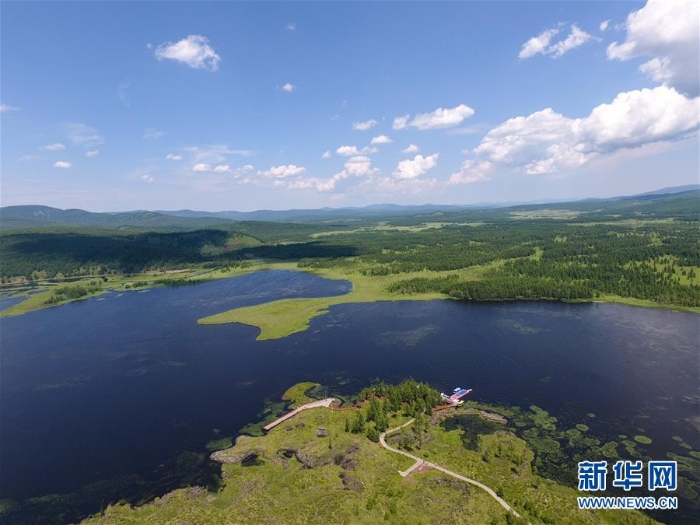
[392,115,410,130]
[473,86,699,175]
[449,160,493,184]
[322,150,331,159]
[371,135,392,144]
[154,35,221,71]
[352,119,377,131]
[395,105,475,131]
[519,25,597,59]
[402,144,420,153]
[519,28,561,59]
[281,82,295,92]
[54,161,72,169]
[85,150,99,157]
[259,164,306,178]
[599,20,610,32]
[549,25,598,58]
[607,0,699,96]
[393,154,439,179]
[0,103,20,112]
[193,162,251,175]
[312,156,379,192]
[42,143,66,151]
[166,153,183,160]
[141,174,154,183]
[336,145,378,156]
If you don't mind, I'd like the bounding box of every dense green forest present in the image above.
[1,191,698,308]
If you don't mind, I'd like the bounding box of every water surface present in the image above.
[1,270,697,523]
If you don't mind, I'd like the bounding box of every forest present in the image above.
[1,191,698,308]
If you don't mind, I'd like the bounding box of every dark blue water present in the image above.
[1,270,698,522]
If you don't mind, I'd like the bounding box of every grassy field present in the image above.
[81,384,658,525]
[196,262,493,340]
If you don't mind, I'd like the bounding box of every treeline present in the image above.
[44,281,103,305]
[345,380,443,443]
[388,274,595,301]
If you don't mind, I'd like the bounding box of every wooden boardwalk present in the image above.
[262,398,337,431]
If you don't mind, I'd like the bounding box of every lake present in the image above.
[1,270,698,524]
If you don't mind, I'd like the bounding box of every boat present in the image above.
[441,387,472,406]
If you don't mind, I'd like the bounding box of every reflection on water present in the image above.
[0,270,698,524]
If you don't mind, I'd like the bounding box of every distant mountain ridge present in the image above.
[1,185,697,230]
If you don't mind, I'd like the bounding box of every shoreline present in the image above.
[3,263,698,322]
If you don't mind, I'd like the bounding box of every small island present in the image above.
[83,381,658,524]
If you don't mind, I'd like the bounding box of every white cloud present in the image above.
[336,145,378,156]
[143,128,164,140]
[192,163,213,172]
[322,150,331,159]
[259,164,306,178]
[449,160,493,184]
[393,154,439,179]
[402,104,475,130]
[287,22,296,31]
[519,25,597,59]
[402,144,420,153]
[281,82,295,93]
[599,20,610,32]
[607,0,699,96]
[141,174,154,183]
[392,115,410,130]
[0,103,20,112]
[42,143,66,151]
[549,25,597,58]
[65,123,103,147]
[370,135,392,144]
[213,164,232,173]
[343,155,377,177]
[154,35,221,72]
[54,161,72,169]
[85,150,99,157]
[166,153,183,160]
[352,119,377,131]
[474,86,700,175]
[519,28,560,59]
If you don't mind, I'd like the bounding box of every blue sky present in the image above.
[1,0,698,211]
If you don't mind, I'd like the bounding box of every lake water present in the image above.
[1,270,698,524]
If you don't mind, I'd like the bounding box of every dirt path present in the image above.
[379,419,525,521]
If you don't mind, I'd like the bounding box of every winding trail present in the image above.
[379,419,525,521]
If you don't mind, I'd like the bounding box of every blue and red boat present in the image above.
[441,387,473,406]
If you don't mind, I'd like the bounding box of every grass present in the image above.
[80,383,659,525]
[283,382,321,408]
[197,263,480,340]
[597,293,700,314]
[198,255,700,339]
